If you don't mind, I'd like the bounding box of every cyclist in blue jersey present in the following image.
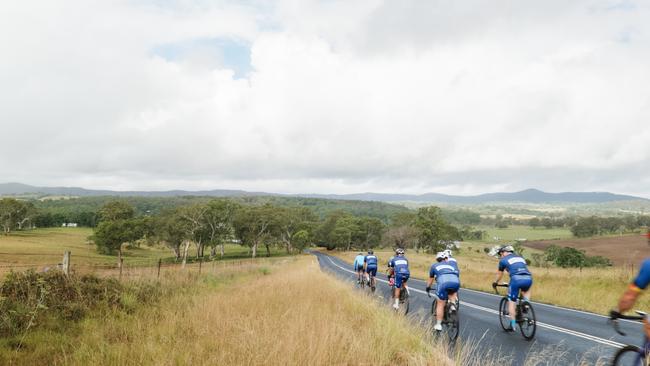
[426,251,460,331]
[617,257,650,337]
[364,250,379,288]
[493,245,533,331]
[353,252,365,284]
[388,248,410,310]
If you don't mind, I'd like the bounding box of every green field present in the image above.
[477,225,574,242]
[0,228,288,272]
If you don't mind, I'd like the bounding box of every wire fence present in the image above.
[0,252,281,281]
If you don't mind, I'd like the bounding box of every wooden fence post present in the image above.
[157,258,162,279]
[62,251,71,276]
[199,256,203,275]
[119,258,124,280]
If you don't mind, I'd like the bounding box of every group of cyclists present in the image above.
[352,236,650,340]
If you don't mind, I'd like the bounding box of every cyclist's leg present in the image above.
[508,281,520,327]
[520,277,533,301]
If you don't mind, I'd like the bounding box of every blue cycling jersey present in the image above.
[633,258,650,290]
[353,255,365,269]
[389,256,410,275]
[364,254,378,267]
[498,253,531,276]
[429,260,460,279]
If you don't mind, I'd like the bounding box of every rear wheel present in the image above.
[398,287,410,316]
[446,306,459,341]
[612,345,644,365]
[518,300,536,341]
[498,297,511,331]
[359,273,365,289]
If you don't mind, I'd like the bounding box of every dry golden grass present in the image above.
[329,249,650,315]
[54,256,454,366]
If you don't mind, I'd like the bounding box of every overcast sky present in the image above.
[2,1,650,197]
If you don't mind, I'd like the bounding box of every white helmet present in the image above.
[442,249,452,259]
[436,251,446,261]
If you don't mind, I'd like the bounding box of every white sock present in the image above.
[436,320,442,326]
[394,298,399,305]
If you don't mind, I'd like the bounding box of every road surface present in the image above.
[313,251,645,365]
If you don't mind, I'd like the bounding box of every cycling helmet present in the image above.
[395,248,405,255]
[443,249,452,258]
[368,249,374,255]
[436,251,446,261]
[497,245,515,255]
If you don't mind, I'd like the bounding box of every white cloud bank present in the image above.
[1,0,650,196]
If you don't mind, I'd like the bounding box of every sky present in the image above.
[1,0,650,197]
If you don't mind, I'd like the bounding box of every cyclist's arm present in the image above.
[618,287,640,313]
[426,276,435,288]
[494,269,504,284]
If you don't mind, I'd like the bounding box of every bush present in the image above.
[543,245,612,268]
[0,270,125,337]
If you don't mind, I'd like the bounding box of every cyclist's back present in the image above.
[499,252,531,276]
[353,254,365,271]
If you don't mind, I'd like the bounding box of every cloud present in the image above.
[1,0,650,197]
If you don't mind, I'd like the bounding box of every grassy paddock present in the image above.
[477,225,574,242]
[17,257,456,366]
[329,249,649,315]
[0,228,289,277]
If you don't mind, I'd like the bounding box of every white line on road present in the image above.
[320,254,626,349]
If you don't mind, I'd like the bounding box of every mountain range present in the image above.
[0,183,646,204]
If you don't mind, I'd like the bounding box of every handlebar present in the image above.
[492,282,509,294]
[609,310,647,336]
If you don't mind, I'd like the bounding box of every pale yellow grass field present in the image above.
[61,256,454,366]
[329,249,650,315]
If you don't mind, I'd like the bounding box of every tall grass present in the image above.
[329,250,649,314]
[45,257,453,366]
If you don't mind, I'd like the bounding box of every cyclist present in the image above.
[353,252,365,284]
[364,250,379,288]
[615,257,650,337]
[386,253,396,287]
[426,251,460,331]
[492,245,532,331]
[388,248,410,310]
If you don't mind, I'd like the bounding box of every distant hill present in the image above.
[0,183,646,204]
[304,188,647,204]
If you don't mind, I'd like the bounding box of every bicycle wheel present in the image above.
[612,345,644,366]
[370,277,376,293]
[431,298,437,316]
[498,297,511,331]
[360,275,365,289]
[446,307,460,341]
[518,300,536,341]
[398,288,410,316]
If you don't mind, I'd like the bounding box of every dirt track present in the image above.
[524,234,650,266]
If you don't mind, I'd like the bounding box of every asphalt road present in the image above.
[313,251,646,365]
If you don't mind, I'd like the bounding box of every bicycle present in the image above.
[366,270,377,293]
[389,273,410,315]
[428,289,460,341]
[609,310,649,365]
[493,282,536,340]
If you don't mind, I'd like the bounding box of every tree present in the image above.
[275,207,317,254]
[176,204,208,267]
[233,204,277,258]
[571,216,601,237]
[202,200,239,259]
[357,217,385,250]
[92,218,144,264]
[0,198,36,235]
[152,210,187,261]
[414,206,459,253]
[529,217,541,229]
[98,200,135,222]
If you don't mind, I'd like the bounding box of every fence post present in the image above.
[199,256,203,275]
[157,258,162,279]
[62,251,71,276]
[119,258,124,280]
